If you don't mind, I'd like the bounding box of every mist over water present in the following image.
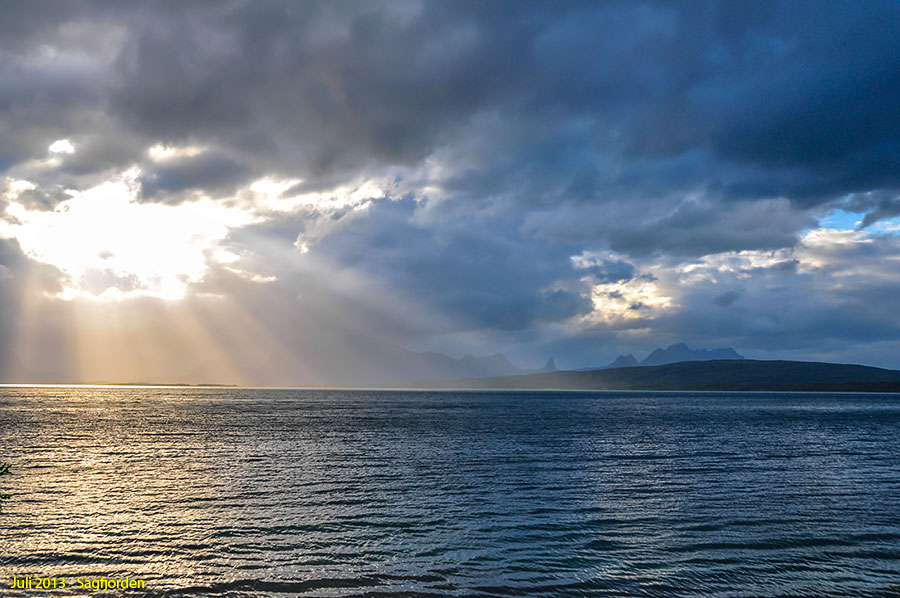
[1,387,899,597]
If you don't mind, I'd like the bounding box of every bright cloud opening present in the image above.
[250,176,389,213]
[147,144,205,161]
[48,139,75,154]
[0,177,260,301]
[587,278,674,324]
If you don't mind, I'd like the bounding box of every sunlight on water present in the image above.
[1,388,899,597]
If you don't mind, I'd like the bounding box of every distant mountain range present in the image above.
[183,341,737,386]
[8,336,898,392]
[600,342,744,369]
[433,359,900,392]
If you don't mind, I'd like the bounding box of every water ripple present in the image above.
[1,388,899,597]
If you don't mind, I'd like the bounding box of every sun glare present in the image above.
[1,177,259,301]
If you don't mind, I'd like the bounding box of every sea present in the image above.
[1,387,899,597]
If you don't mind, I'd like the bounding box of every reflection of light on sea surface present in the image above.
[2,387,900,597]
[3,387,257,588]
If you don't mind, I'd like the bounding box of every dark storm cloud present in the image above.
[6,1,900,219]
[713,290,742,307]
[138,152,251,202]
[106,0,526,180]
[523,196,817,257]
[0,238,65,299]
[840,191,900,229]
[580,259,635,284]
[0,9,116,172]
[311,198,593,332]
[14,186,71,212]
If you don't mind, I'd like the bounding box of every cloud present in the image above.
[138,151,252,202]
[2,178,258,301]
[5,1,900,223]
[562,228,900,368]
[523,196,817,257]
[839,191,900,229]
[3,1,900,379]
[308,197,594,332]
[713,290,742,307]
[12,185,72,211]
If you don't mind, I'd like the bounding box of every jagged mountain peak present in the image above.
[610,354,639,368]
[539,357,558,373]
[640,343,744,367]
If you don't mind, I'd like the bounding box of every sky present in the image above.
[2,0,900,384]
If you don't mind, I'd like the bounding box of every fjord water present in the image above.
[1,388,899,597]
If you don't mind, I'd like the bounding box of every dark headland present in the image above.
[430,359,900,392]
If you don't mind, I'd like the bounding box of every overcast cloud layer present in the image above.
[3,0,900,382]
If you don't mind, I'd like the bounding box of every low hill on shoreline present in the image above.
[430,359,900,392]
